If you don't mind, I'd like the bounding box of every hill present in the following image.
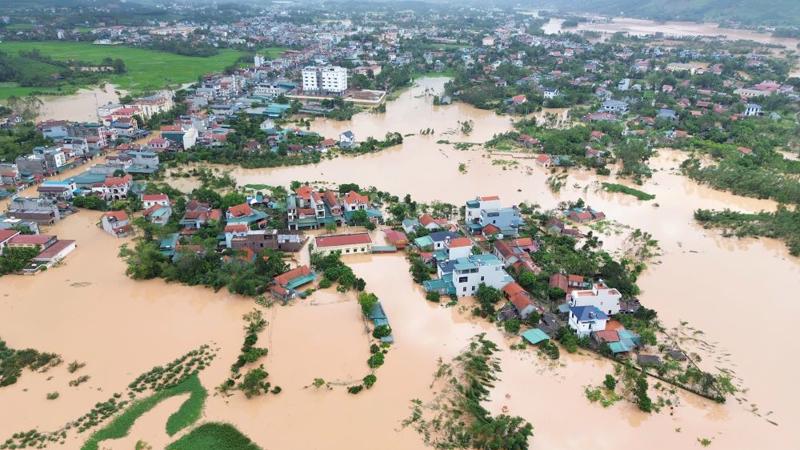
[547,0,800,27]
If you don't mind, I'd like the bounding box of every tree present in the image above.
[238,365,271,398]
[221,192,247,210]
[518,270,536,289]
[503,318,521,334]
[254,249,288,279]
[0,246,39,275]
[119,241,166,280]
[475,284,502,317]
[358,292,379,316]
[604,374,617,391]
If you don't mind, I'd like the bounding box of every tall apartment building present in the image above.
[301,66,348,94]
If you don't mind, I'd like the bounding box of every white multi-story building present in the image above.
[568,281,622,316]
[302,66,348,93]
[568,305,608,337]
[438,254,513,297]
[254,54,266,68]
[465,195,502,223]
[254,84,282,98]
[302,67,319,91]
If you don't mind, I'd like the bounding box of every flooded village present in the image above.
[1,2,800,450]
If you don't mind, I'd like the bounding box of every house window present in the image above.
[480,276,484,281]
[345,249,350,253]
[458,276,468,283]
[462,287,466,292]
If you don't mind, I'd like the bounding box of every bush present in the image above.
[425,291,441,302]
[363,374,377,389]
[372,325,392,339]
[367,353,385,369]
[503,319,521,334]
[603,374,617,391]
[347,385,364,394]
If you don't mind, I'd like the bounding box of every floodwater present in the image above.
[2,76,800,449]
[37,84,123,122]
[211,78,800,448]
[543,16,800,51]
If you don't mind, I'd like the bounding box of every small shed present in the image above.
[637,354,662,367]
[521,328,550,345]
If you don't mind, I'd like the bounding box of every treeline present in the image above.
[145,38,219,57]
[0,49,125,88]
[0,123,51,162]
[682,158,800,205]
[695,207,800,256]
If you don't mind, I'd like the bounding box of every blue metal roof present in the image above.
[570,305,608,321]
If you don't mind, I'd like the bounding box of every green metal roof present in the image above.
[608,340,634,354]
[521,328,550,345]
[286,273,316,290]
[414,235,434,248]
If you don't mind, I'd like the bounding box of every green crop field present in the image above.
[0,42,285,98]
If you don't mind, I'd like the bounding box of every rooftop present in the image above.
[315,232,372,248]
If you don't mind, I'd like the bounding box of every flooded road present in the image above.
[2,77,800,449]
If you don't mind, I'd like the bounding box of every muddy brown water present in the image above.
[2,77,799,449]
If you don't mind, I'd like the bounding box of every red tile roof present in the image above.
[35,240,75,260]
[419,214,436,227]
[224,223,249,233]
[448,237,472,248]
[9,234,55,246]
[384,229,408,246]
[593,330,619,343]
[274,265,312,287]
[0,230,19,243]
[142,194,169,202]
[483,224,501,235]
[102,175,132,187]
[295,185,313,201]
[315,233,372,248]
[227,203,253,217]
[344,190,368,205]
[103,211,129,222]
[480,195,500,201]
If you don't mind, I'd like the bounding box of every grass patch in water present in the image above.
[166,422,261,450]
[81,372,206,450]
[602,182,656,201]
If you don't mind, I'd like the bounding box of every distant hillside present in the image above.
[547,0,800,27]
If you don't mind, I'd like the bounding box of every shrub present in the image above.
[603,374,617,391]
[367,353,385,369]
[363,374,377,389]
[347,385,364,394]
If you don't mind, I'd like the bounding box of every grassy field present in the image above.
[81,373,207,450]
[602,182,656,201]
[0,42,284,98]
[166,423,262,450]
[0,82,73,98]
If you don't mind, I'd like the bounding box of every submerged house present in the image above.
[313,232,373,256]
[271,265,316,301]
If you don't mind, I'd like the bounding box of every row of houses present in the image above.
[0,229,76,273]
[286,186,381,230]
